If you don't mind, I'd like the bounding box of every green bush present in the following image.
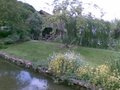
[76,65,94,80]
[0,41,7,49]
[48,51,86,77]
[76,64,120,90]
[48,51,120,89]
[4,34,20,44]
[108,56,120,73]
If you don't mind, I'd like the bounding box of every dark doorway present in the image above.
[42,27,53,39]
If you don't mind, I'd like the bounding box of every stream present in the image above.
[0,59,75,90]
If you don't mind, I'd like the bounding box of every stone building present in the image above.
[39,10,66,40]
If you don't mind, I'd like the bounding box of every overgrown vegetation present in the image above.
[48,51,86,77]
[0,0,42,44]
[1,40,120,89]
[0,0,120,50]
[45,0,119,49]
[0,0,120,89]
[49,51,120,90]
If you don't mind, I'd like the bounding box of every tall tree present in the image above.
[52,0,83,45]
[0,0,35,41]
[26,12,43,40]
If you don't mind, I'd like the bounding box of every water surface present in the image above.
[0,59,74,90]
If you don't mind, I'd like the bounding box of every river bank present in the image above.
[0,51,103,90]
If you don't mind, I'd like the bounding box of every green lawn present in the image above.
[74,47,119,65]
[1,40,119,66]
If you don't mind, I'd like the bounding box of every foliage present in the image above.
[0,41,7,49]
[18,1,36,13]
[1,40,120,89]
[76,64,120,90]
[77,18,111,48]
[44,0,112,48]
[48,51,86,77]
[4,34,20,44]
[0,0,42,43]
[109,20,120,50]
[0,0,119,50]
[108,56,120,73]
[0,26,11,38]
[52,0,83,45]
[75,65,93,80]
[112,20,120,39]
[48,49,120,89]
[26,12,43,40]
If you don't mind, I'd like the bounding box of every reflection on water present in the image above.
[17,71,48,90]
[21,78,48,90]
[0,60,74,90]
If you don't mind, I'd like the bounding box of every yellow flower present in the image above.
[96,64,110,75]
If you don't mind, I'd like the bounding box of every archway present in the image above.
[42,27,53,39]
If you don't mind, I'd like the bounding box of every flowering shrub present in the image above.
[104,74,120,90]
[91,65,110,86]
[48,51,86,76]
[76,64,120,89]
[76,65,94,80]
[104,60,120,90]
[48,51,120,89]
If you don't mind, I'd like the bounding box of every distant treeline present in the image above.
[0,0,120,49]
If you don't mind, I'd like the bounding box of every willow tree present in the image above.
[110,20,120,49]
[45,0,111,48]
[51,0,107,45]
[47,0,84,45]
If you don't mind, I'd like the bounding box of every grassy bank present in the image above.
[1,40,120,89]
[1,40,67,66]
[1,40,119,66]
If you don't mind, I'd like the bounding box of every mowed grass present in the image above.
[1,40,119,66]
[74,47,119,65]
